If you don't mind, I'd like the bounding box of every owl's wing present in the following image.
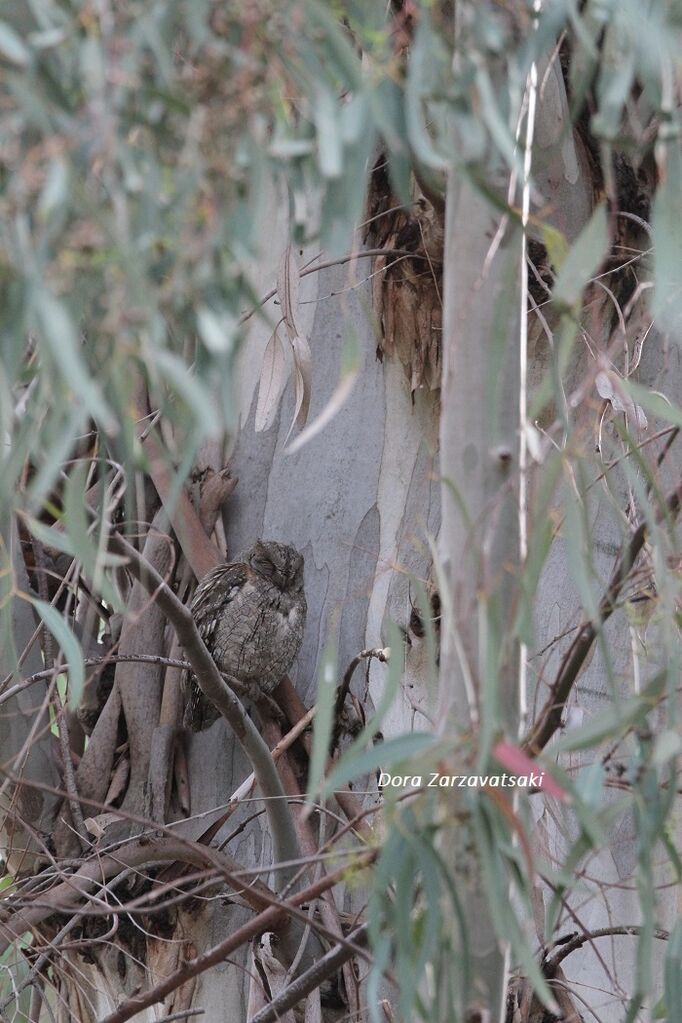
[190,562,249,644]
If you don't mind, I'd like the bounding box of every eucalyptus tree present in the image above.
[1,2,681,1022]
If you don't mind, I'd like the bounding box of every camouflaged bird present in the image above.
[183,540,307,731]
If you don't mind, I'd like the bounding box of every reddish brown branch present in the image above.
[134,389,227,581]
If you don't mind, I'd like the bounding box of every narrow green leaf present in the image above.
[306,636,338,800]
[553,203,608,306]
[62,463,125,609]
[155,350,221,437]
[32,599,84,708]
[315,90,343,179]
[320,732,436,799]
[540,223,569,272]
[197,306,236,355]
[33,292,116,433]
[0,21,30,66]
[554,672,666,752]
[23,515,76,558]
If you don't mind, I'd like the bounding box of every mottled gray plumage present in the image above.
[184,540,306,731]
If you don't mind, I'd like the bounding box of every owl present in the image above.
[183,540,306,731]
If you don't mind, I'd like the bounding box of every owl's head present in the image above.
[248,540,305,593]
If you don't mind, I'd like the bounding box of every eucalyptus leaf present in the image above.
[32,599,84,709]
[665,921,682,1023]
[306,636,338,801]
[0,21,30,67]
[32,292,116,434]
[651,140,682,334]
[319,731,436,799]
[553,203,608,307]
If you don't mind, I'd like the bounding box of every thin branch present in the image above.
[96,853,376,1023]
[524,480,682,754]
[238,249,432,326]
[544,925,669,975]
[0,654,205,706]
[185,704,318,852]
[154,1011,205,1023]
[334,647,389,724]
[0,828,280,951]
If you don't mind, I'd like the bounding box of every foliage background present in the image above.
[1,1,682,1021]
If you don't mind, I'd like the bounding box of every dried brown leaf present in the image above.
[284,334,313,443]
[596,369,648,431]
[277,245,301,341]
[286,366,358,455]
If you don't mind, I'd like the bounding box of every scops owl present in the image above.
[184,540,307,731]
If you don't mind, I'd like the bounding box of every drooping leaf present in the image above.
[553,202,608,307]
[314,89,343,179]
[32,599,84,709]
[596,369,648,431]
[284,333,312,440]
[276,246,301,341]
[33,292,116,434]
[285,333,359,454]
[197,306,236,355]
[255,329,289,433]
[0,21,30,67]
[651,139,682,335]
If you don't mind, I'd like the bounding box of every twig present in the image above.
[97,854,375,1023]
[0,654,213,706]
[331,646,388,752]
[524,480,682,753]
[238,249,432,326]
[544,925,669,975]
[334,647,389,724]
[0,826,280,951]
[152,1011,205,1023]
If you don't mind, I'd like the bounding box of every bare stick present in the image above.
[544,925,669,974]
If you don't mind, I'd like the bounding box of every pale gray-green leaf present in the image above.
[33,599,84,709]
[553,203,608,306]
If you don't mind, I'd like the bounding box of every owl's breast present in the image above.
[209,580,306,691]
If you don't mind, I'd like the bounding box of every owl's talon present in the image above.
[255,693,285,723]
